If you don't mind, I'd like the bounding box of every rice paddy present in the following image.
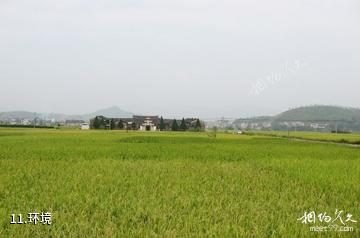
[0,128,359,237]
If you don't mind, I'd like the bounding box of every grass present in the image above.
[0,128,359,237]
[246,130,360,144]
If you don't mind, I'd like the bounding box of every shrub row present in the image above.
[0,124,54,129]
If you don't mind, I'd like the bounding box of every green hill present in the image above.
[274,105,360,122]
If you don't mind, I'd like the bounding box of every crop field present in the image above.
[246,131,360,144]
[0,128,359,237]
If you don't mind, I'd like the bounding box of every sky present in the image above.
[0,0,359,118]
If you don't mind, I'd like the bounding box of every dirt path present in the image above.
[255,134,360,148]
[288,137,360,148]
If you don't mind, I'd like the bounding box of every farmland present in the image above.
[0,128,359,237]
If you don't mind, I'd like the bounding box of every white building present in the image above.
[81,123,90,130]
[139,117,157,131]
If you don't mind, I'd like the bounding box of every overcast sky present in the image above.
[1,0,359,118]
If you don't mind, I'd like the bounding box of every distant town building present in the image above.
[21,119,31,125]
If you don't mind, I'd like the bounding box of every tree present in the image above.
[118,121,124,129]
[110,119,116,130]
[179,118,187,131]
[93,116,101,129]
[159,116,165,131]
[171,119,179,131]
[195,119,202,131]
[132,122,136,130]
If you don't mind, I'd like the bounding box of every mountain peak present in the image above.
[91,106,133,118]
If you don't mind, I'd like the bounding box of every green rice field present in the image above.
[0,128,359,237]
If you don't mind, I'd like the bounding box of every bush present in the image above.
[0,124,54,129]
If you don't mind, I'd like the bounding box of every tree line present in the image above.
[92,116,203,131]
